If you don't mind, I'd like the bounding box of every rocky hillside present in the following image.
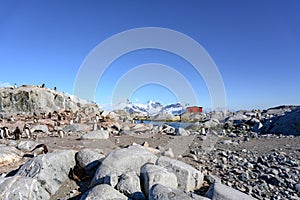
[0,85,98,116]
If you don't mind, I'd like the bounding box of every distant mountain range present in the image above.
[114,100,186,116]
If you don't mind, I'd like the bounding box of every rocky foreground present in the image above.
[0,86,300,200]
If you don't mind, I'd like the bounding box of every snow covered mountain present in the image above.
[117,100,185,116]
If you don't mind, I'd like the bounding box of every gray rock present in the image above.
[176,128,190,136]
[220,140,232,145]
[205,182,256,200]
[148,184,194,200]
[225,113,248,125]
[162,148,175,158]
[265,108,300,135]
[63,123,89,133]
[76,148,105,175]
[141,164,178,197]
[252,122,263,132]
[91,145,157,187]
[80,184,127,200]
[153,113,178,121]
[116,173,145,199]
[0,176,50,200]
[0,86,98,115]
[31,124,48,133]
[16,150,76,195]
[204,174,222,184]
[17,140,38,151]
[160,124,176,135]
[203,118,220,128]
[80,130,109,140]
[0,145,23,165]
[156,156,204,192]
[295,183,300,192]
[132,124,152,132]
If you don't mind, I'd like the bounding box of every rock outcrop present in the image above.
[0,85,98,116]
[90,145,158,187]
[16,150,76,195]
[80,130,110,140]
[205,182,256,200]
[156,156,204,192]
[80,184,127,200]
[0,145,23,165]
[0,176,50,200]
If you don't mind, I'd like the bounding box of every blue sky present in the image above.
[0,0,299,110]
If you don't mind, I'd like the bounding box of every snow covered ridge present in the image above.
[114,100,185,116]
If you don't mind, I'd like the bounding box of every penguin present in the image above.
[2,127,10,138]
[13,83,17,89]
[74,115,81,124]
[13,126,21,140]
[57,129,65,138]
[33,118,38,124]
[9,116,14,122]
[0,128,4,139]
[53,86,57,92]
[69,119,74,125]
[47,112,52,119]
[96,114,100,122]
[93,119,98,131]
[31,144,48,157]
[40,83,45,88]
[23,124,31,139]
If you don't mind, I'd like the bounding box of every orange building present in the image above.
[187,106,203,113]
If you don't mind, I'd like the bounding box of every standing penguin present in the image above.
[57,129,65,138]
[0,128,4,139]
[93,119,98,131]
[3,127,10,138]
[13,126,21,140]
[23,124,31,139]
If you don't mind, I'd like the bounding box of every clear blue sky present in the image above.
[0,0,299,110]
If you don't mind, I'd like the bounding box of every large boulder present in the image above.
[63,123,90,133]
[76,148,105,175]
[205,182,256,200]
[176,127,190,136]
[156,156,204,192]
[17,140,38,151]
[116,173,145,199]
[153,113,179,121]
[263,108,300,135]
[203,118,220,128]
[180,112,206,122]
[149,184,209,200]
[80,184,127,200]
[16,150,76,195]
[0,145,23,165]
[132,124,153,133]
[141,164,178,197]
[30,124,48,133]
[225,112,248,125]
[90,145,157,187]
[160,124,176,135]
[80,130,110,140]
[0,176,50,200]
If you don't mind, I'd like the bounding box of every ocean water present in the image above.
[135,120,194,129]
